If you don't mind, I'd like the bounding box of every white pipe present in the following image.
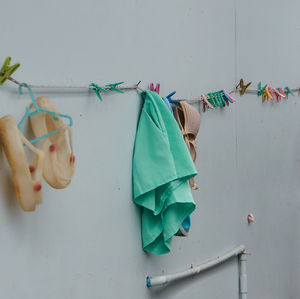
[146,244,245,287]
[239,253,248,299]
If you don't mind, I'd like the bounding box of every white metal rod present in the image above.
[239,253,248,299]
[146,244,246,287]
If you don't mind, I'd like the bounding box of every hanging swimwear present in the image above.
[132,90,197,254]
[173,100,201,236]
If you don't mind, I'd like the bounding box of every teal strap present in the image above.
[19,83,39,111]
[18,83,73,144]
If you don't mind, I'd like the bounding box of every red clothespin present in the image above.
[273,88,283,102]
[149,83,160,94]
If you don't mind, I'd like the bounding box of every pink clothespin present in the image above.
[268,86,275,99]
[149,83,160,94]
[273,88,284,102]
[268,87,276,101]
[279,88,287,99]
[223,89,237,102]
[201,94,214,110]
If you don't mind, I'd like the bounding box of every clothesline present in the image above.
[1,57,300,105]
[1,72,299,104]
[239,88,300,94]
[0,72,239,101]
[0,73,229,103]
[0,73,143,92]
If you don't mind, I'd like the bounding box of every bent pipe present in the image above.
[146,245,246,288]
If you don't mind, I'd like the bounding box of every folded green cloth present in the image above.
[133,90,197,254]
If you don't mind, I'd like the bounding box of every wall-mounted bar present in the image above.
[239,252,248,299]
[146,244,246,290]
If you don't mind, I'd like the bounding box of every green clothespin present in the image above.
[210,92,217,106]
[215,92,221,107]
[215,92,222,107]
[257,82,268,96]
[218,91,226,106]
[284,86,294,98]
[207,93,214,107]
[0,56,20,85]
[105,82,124,93]
[90,83,109,101]
[214,93,219,107]
[207,93,215,108]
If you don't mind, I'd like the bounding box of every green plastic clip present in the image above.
[105,82,124,93]
[284,86,294,98]
[90,83,109,101]
[215,92,222,106]
[207,91,228,108]
[257,82,268,96]
[0,56,20,85]
[207,93,215,108]
[218,91,226,106]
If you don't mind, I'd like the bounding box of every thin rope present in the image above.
[0,72,141,92]
[183,88,236,103]
[236,87,300,93]
[1,73,299,103]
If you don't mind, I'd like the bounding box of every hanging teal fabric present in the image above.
[132,90,197,254]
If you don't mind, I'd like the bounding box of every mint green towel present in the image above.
[133,90,197,254]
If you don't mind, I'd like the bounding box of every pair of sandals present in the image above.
[0,97,75,211]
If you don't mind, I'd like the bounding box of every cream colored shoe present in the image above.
[0,115,44,211]
[29,96,75,189]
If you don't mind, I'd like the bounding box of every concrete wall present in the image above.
[0,0,299,298]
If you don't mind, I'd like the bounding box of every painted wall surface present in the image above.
[0,0,299,298]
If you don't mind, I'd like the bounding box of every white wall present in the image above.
[0,0,299,298]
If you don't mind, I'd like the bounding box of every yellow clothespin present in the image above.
[264,87,273,100]
[262,90,268,102]
[238,78,252,95]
